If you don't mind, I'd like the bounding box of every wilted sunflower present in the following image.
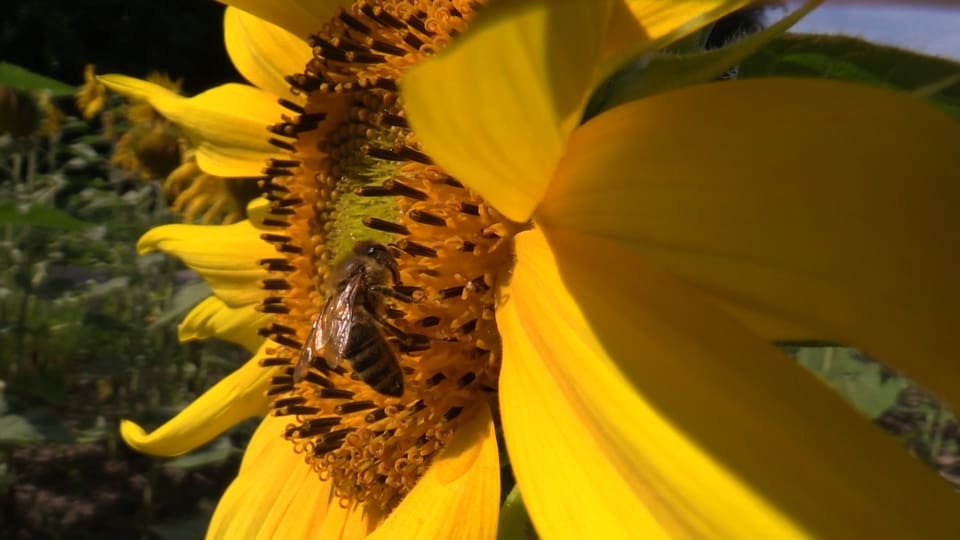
[107,0,960,538]
[76,64,107,121]
[106,71,255,224]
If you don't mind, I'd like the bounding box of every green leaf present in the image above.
[740,33,960,115]
[163,436,235,470]
[150,280,212,329]
[794,347,907,419]
[0,201,91,230]
[74,416,111,443]
[0,62,77,97]
[149,513,211,540]
[84,276,132,299]
[0,409,73,445]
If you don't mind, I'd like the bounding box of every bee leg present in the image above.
[375,317,431,352]
[396,334,431,353]
[371,284,417,303]
[376,317,409,339]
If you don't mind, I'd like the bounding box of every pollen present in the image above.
[253,0,517,512]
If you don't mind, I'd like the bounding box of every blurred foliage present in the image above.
[0,65,251,539]
[0,3,959,538]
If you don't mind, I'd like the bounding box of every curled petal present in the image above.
[499,227,960,538]
[138,220,274,307]
[539,77,960,410]
[121,344,276,456]
[179,296,271,352]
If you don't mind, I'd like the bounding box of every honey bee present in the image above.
[293,241,407,396]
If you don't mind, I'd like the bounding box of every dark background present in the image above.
[1,0,243,93]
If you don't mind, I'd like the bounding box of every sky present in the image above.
[792,3,960,60]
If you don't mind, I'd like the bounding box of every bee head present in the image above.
[353,241,402,285]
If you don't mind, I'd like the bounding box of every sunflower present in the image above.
[76,64,107,121]
[105,1,960,538]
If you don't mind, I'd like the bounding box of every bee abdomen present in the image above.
[349,342,404,397]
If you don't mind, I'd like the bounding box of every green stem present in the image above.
[498,485,537,540]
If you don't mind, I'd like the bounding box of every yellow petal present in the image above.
[500,227,960,538]
[539,77,960,411]
[600,0,750,81]
[100,74,282,177]
[368,404,499,540]
[121,344,276,456]
[403,0,613,223]
[246,197,272,227]
[208,414,378,540]
[216,0,351,41]
[179,296,270,352]
[224,7,313,99]
[138,221,274,306]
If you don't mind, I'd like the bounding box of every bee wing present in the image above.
[313,296,335,349]
[294,307,331,381]
[320,274,364,368]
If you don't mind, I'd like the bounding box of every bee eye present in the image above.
[353,241,375,256]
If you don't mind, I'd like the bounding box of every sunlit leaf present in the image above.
[794,348,908,419]
[741,33,960,115]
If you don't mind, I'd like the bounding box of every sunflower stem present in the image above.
[497,485,536,540]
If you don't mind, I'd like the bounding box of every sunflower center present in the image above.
[254,1,515,512]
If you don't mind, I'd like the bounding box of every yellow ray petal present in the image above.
[539,77,960,410]
[367,404,499,540]
[403,0,613,222]
[224,7,312,99]
[179,296,270,352]
[121,344,276,456]
[246,197,272,228]
[216,0,351,41]
[138,221,274,306]
[600,0,751,82]
[100,74,282,177]
[500,227,960,538]
[209,414,378,539]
